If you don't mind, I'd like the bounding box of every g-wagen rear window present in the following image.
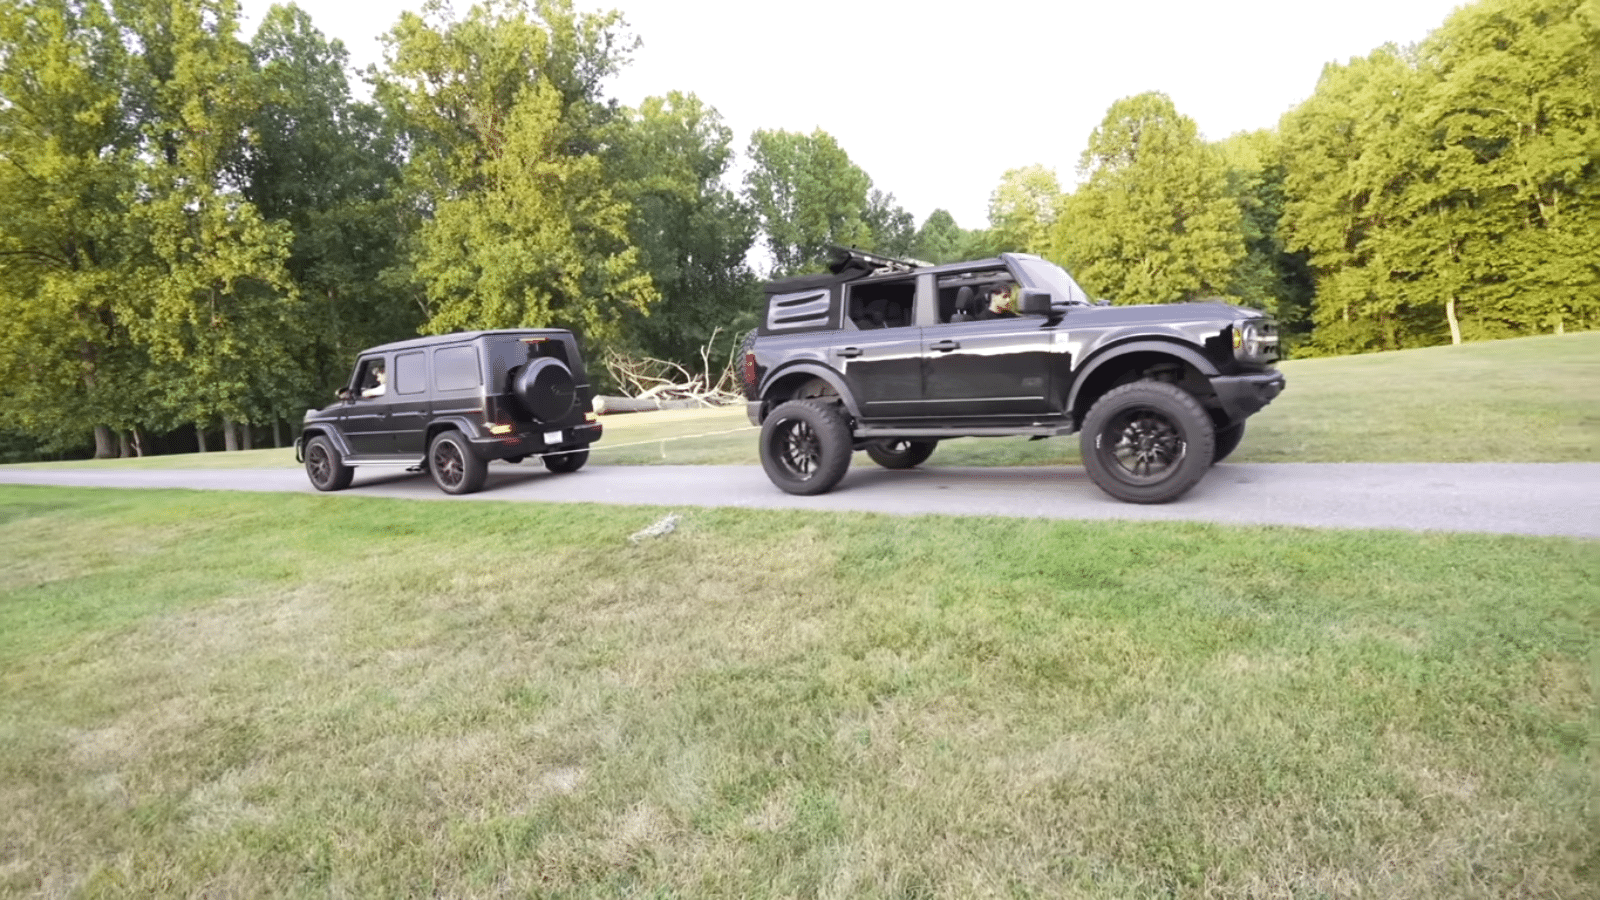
[433,346,481,391]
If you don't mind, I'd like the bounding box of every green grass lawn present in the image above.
[11,331,1595,470]
[1,487,1593,898]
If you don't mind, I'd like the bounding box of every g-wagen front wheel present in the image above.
[429,430,488,495]
[863,439,938,470]
[1081,381,1215,504]
[759,400,852,496]
[304,435,354,491]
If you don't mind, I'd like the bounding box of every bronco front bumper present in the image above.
[1211,371,1286,422]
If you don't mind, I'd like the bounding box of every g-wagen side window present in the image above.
[394,351,426,395]
[433,346,481,392]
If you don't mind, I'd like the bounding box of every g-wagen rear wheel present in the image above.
[863,439,938,470]
[759,400,852,496]
[1081,381,1214,504]
[304,435,354,491]
[429,430,488,495]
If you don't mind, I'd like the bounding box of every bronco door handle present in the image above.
[837,347,863,358]
[930,340,960,352]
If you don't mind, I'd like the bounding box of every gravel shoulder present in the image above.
[2,462,1596,538]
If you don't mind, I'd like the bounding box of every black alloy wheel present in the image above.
[428,430,488,495]
[304,435,353,491]
[863,439,938,470]
[1080,381,1214,504]
[1212,421,1246,465]
[759,400,852,496]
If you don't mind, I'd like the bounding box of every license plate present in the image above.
[544,430,563,444]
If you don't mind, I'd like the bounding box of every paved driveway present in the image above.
[2,462,1596,538]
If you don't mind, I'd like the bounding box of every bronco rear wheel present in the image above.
[863,439,938,470]
[759,400,852,496]
[1212,421,1246,465]
[1081,381,1214,504]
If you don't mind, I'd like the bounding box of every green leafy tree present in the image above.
[987,164,1059,254]
[0,0,137,456]
[1405,0,1600,340]
[1216,129,1315,344]
[910,209,965,263]
[1052,93,1246,306]
[375,0,654,345]
[864,188,915,259]
[1280,48,1423,353]
[238,4,415,418]
[743,128,873,275]
[609,91,757,365]
[114,0,302,449]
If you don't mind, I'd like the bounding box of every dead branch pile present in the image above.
[595,327,745,414]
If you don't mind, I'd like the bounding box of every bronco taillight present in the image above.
[742,351,757,393]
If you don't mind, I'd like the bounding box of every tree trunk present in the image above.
[93,425,116,459]
[130,427,144,458]
[1446,296,1462,346]
[242,425,253,451]
[223,417,239,452]
[273,419,284,448]
[196,424,209,453]
[117,430,132,458]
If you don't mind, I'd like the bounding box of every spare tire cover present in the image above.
[513,357,577,421]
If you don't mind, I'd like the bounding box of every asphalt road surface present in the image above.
[2,462,1596,538]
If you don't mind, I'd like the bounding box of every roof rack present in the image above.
[826,246,928,276]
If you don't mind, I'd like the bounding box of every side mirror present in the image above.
[1019,289,1053,315]
[336,387,352,401]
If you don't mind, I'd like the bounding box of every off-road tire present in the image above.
[1081,381,1215,504]
[304,435,354,491]
[543,448,589,473]
[759,400,853,496]
[863,439,938,470]
[429,430,488,495]
[1212,421,1246,465]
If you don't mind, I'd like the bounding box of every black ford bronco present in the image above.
[742,248,1284,503]
[296,329,602,495]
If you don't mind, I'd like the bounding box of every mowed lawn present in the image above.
[11,330,1596,470]
[1,488,1593,897]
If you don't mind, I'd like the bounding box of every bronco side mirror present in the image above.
[1019,289,1053,315]
[336,387,352,401]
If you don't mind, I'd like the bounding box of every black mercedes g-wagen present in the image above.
[296,329,602,495]
[742,248,1284,504]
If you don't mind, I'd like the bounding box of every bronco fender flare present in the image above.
[758,362,862,419]
[1066,340,1221,415]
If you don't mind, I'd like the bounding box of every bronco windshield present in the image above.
[1004,253,1092,306]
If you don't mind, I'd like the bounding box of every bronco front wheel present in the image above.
[1080,381,1215,504]
[759,400,852,495]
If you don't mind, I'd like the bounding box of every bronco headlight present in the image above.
[1233,319,1279,363]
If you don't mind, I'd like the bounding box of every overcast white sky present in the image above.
[238,0,1468,229]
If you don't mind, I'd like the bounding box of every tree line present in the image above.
[0,0,1593,459]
